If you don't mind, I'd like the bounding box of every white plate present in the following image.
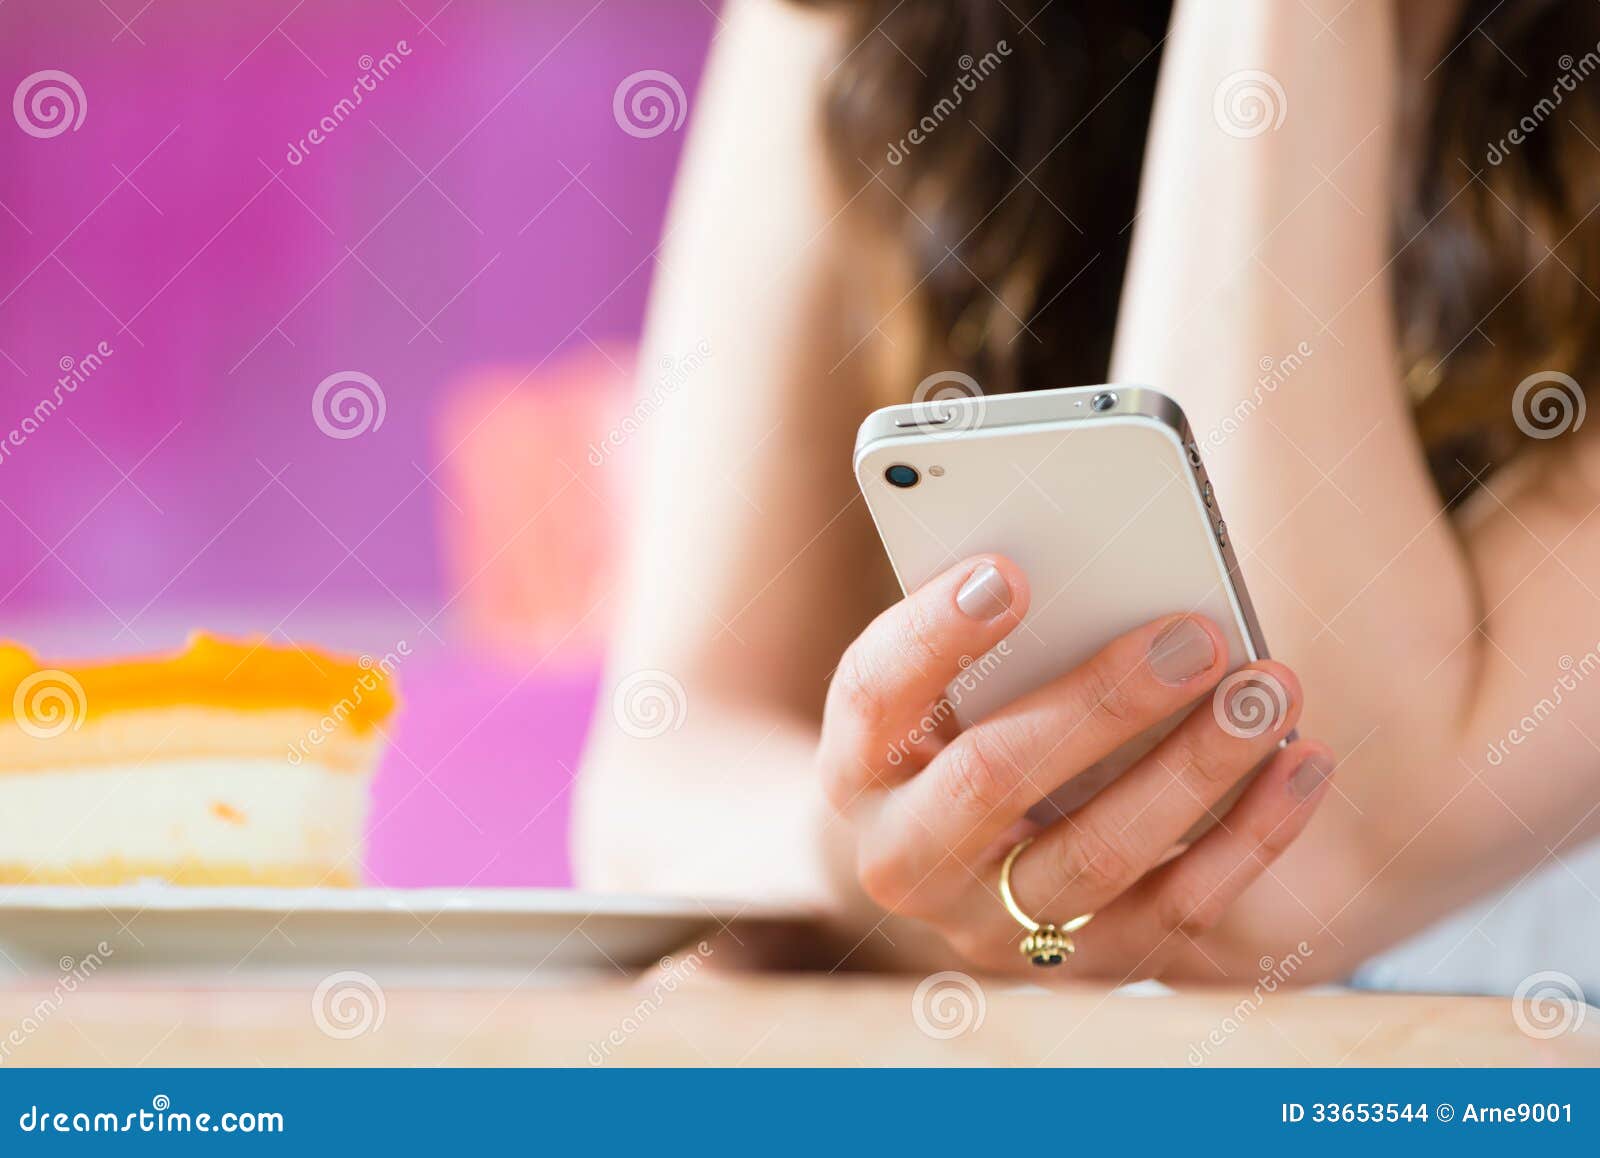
[0,886,770,979]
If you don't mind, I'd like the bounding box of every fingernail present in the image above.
[1147,618,1216,684]
[956,563,1012,620]
[1289,753,1335,801]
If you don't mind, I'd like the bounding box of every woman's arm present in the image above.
[573,0,889,907]
[1112,0,1600,971]
[576,3,1342,984]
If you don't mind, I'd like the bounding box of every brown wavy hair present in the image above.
[794,0,1600,503]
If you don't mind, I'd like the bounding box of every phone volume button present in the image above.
[1214,520,1228,549]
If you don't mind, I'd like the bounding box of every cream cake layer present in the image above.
[0,758,370,886]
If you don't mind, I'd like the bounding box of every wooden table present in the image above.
[3,973,1594,1066]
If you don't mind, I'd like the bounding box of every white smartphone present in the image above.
[854,383,1275,826]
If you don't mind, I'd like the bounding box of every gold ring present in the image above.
[999,836,1095,967]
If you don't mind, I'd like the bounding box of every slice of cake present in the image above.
[0,633,399,887]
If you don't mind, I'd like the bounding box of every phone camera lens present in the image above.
[1091,391,1117,412]
[884,464,920,489]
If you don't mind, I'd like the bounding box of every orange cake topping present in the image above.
[0,632,401,732]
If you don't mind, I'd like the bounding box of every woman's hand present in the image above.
[818,554,1338,980]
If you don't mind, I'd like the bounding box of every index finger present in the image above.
[819,554,1029,802]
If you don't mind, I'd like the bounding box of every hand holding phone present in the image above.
[812,385,1337,979]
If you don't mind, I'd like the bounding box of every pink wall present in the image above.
[1,0,715,886]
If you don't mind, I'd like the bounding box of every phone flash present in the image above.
[928,465,945,477]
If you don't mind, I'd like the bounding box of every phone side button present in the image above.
[1214,520,1228,549]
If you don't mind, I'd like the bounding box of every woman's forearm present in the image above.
[573,698,844,907]
[575,692,1001,974]
[571,2,885,917]
[1113,0,1472,707]
[1110,0,1482,958]
[575,697,975,971]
